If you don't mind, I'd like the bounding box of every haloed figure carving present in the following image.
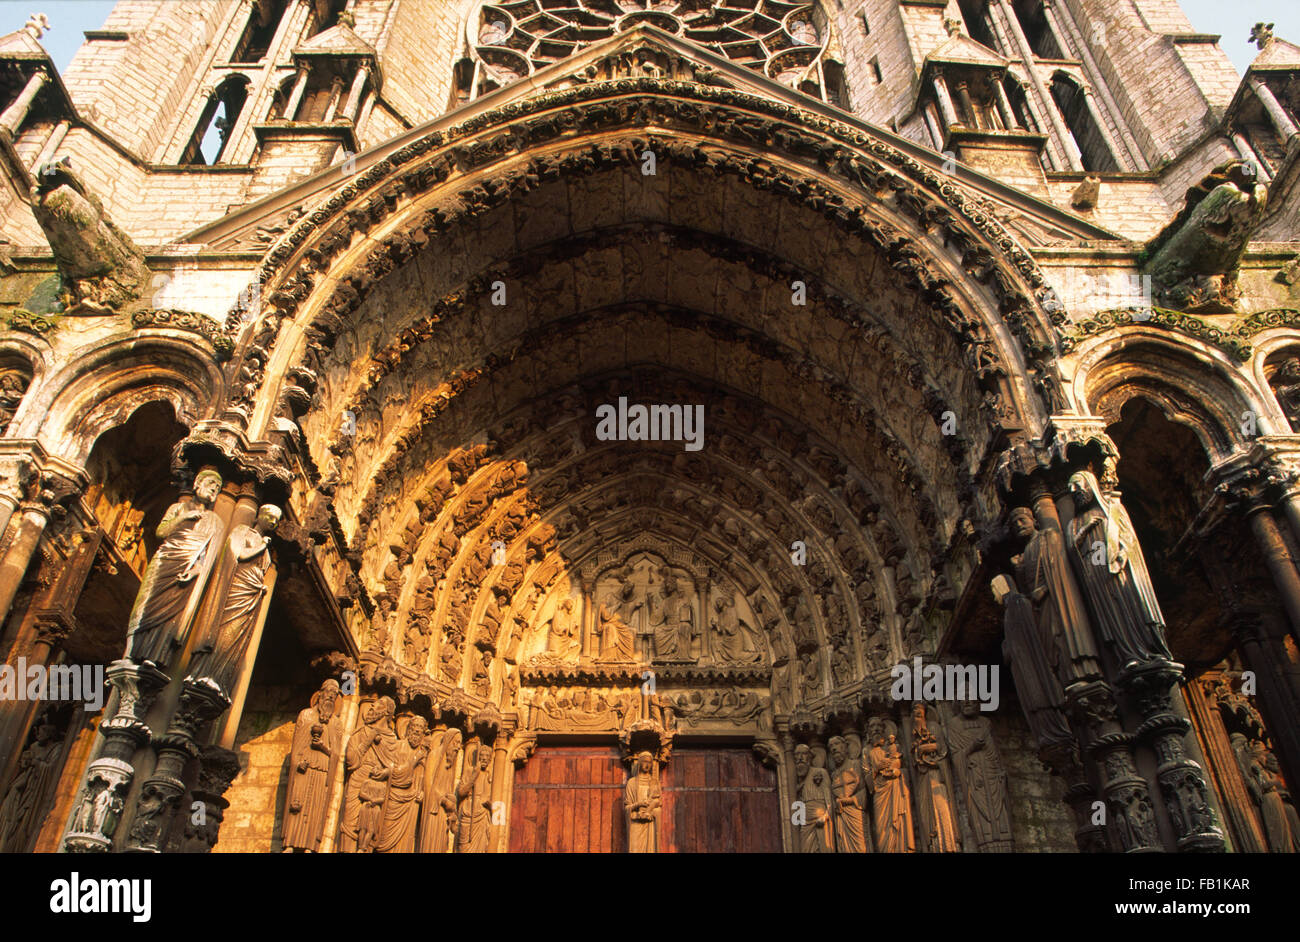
[794,743,834,852]
[125,469,224,668]
[827,735,870,853]
[1065,470,1173,670]
[189,504,281,696]
[282,679,341,852]
[865,718,914,853]
[624,750,661,853]
[911,702,960,853]
[420,728,462,853]
[339,696,398,853]
[376,716,429,853]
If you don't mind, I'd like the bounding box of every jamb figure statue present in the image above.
[125,469,225,668]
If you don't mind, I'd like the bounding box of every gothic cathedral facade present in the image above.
[0,0,1298,855]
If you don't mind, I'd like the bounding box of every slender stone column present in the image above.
[1244,504,1300,637]
[932,73,960,127]
[283,67,309,120]
[343,66,370,121]
[0,70,49,137]
[0,502,50,624]
[1251,78,1300,142]
[992,77,1019,130]
[992,0,1083,170]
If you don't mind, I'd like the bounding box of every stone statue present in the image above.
[125,469,224,669]
[794,744,834,852]
[338,696,398,853]
[1008,505,1101,685]
[596,571,639,662]
[455,740,494,852]
[1236,735,1300,853]
[649,567,694,660]
[189,504,281,697]
[624,750,661,853]
[0,369,29,435]
[1065,470,1172,670]
[910,702,960,853]
[420,728,462,853]
[827,735,870,852]
[1269,356,1300,431]
[946,700,1014,852]
[0,714,63,852]
[545,598,580,659]
[865,718,914,853]
[711,592,757,664]
[282,679,342,852]
[375,716,428,853]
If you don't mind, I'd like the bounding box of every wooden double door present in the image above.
[508,744,781,853]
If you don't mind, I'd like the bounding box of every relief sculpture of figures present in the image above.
[624,750,661,853]
[0,714,63,853]
[865,718,914,853]
[1009,505,1101,684]
[1234,735,1300,853]
[946,700,1014,852]
[282,679,342,853]
[545,598,580,660]
[910,703,960,853]
[649,567,694,660]
[711,591,759,664]
[125,469,225,668]
[455,740,494,852]
[375,717,428,853]
[420,728,462,853]
[1065,471,1173,670]
[338,697,398,853]
[189,504,282,697]
[793,743,834,852]
[596,568,639,662]
[827,735,870,852]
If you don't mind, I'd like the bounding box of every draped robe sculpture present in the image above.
[189,504,281,697]
[420,728,462,853]
[865,719,914,853]
[946,699,1014,852]
[125,469,224,668]
[282,679,341,852]
[911,702,960,853]
[455,741,494,852]
[794,743,834,852]
[376,717,428,853]
[828,735,869,852]
[339,697,398,853]
[0,715,62,853]
[624,751,661,853]
[1065,470,1173,669]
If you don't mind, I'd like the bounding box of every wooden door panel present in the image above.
[509,746,625,853]
[660,746,781,853]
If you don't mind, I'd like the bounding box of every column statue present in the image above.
[282,679,342,852]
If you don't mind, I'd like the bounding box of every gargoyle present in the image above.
[1142,159,1268,313]
[29,157,149,312]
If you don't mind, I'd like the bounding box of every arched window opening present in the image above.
[295,68,348,123]
[1050,74,1117,172]
[181,76,249,165]
[231,0,289,64]
[0,357,33,436]
[83,400,188,577]
[306,0,347,38]
[1010,0,1063,59]
[1266,348,1300,432]
[271,74,298,119]
[957,0,1000,53]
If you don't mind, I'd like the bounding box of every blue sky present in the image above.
[4,0,1297,77]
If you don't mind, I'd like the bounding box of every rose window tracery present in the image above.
[461,1,846,104]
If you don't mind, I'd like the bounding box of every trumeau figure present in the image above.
[376,717,429,853]
[125,469,225,668]
[911,703,960,853]
[189,504,282,697]
[1009,506,1101,685]
[827,735,870,853]
[794,743,834,852]
[339,696,398,853]
[0,714,62,852]
[946,700,1014,852]
[865,718,914,853]
[1065,470,1173,670]
[282,679,342,852]
[420,728,462,853]
[455,740,494,853]
[624,751,661,853]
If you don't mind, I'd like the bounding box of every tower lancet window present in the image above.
[181,75,250,165]
[231,0,290,63]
